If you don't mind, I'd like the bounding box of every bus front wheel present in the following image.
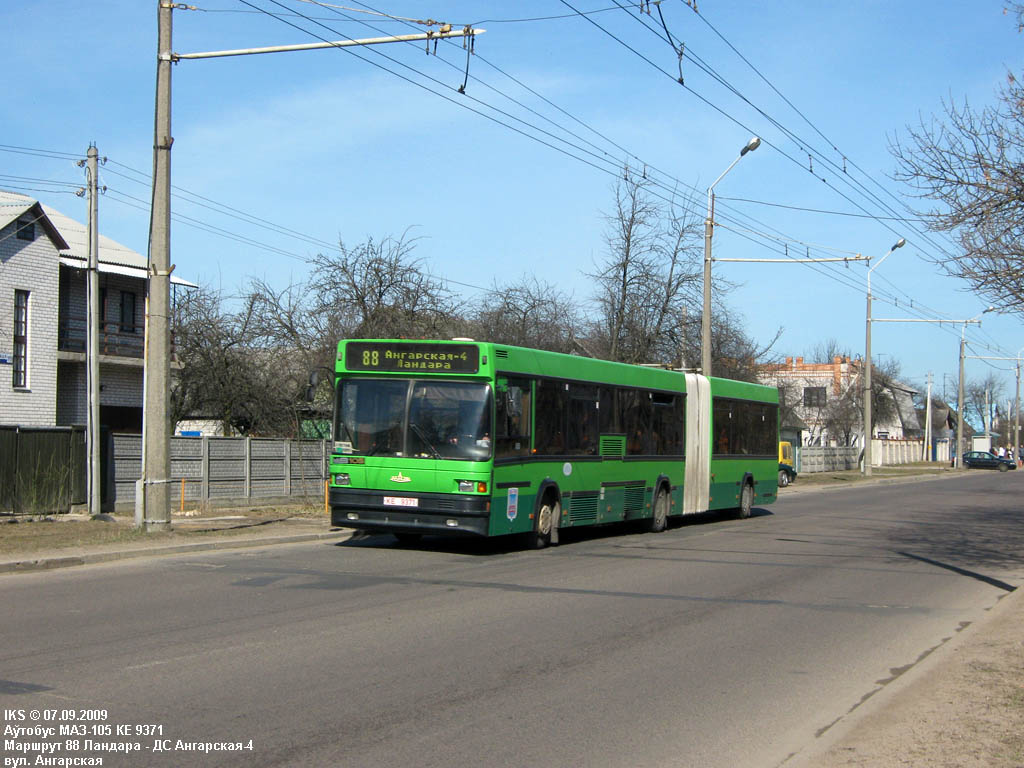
[737,482,754,519]
[529,499,558,549]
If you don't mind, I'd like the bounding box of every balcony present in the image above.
[57,317,178,365]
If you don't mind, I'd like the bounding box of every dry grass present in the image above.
[0,503,328,558]
[792,462,956,488]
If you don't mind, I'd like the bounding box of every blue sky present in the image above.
[3,1,1022,404]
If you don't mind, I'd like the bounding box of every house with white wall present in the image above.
[0,197,66,426]
[0,189,194,432]
[758,355,921,446]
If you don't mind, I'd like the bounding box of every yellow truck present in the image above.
[778,441,797,487]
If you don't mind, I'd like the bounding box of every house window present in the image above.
[13,290,28,388]
[120,291,136,333]
[803,386,826,408]
[16,217,35,241]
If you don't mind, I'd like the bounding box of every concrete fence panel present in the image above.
[110,434,329,510]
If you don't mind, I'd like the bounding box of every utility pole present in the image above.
[140,1,485,530]
[84,145,101,517]
[870,311,989,468]
[985,386,990,444]
[142,0,174,530]
[965,351,1021,458]
[958,333,966,463]
[923,372,932,462]
[1016,357,1021,462]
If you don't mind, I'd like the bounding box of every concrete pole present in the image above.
[956,332,966,467]
[86,146,101,517]
[1015,360,1020,463]
[700,137,760,378]
[923,372,932,462]
[143,0,173,530]
[863,289,873,476]
[984,387,990,444]
[679,305,687,371]
[701,214,713,376]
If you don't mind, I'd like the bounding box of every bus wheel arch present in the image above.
[646,476,671,533]
[737,473,755,519]
[530,482,561,549]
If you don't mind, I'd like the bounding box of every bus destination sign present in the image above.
[346,342,480,373]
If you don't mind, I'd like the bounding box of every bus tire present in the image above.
[737,481,754,519]
[646,486,669,533]
[529,499,558,549]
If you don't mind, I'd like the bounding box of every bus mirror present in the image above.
[304,385,316,403]
[308,370,321,387]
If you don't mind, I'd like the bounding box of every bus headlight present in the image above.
[458,480,487,493]
[334,473,351,486]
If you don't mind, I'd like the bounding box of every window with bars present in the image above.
[803,386,827,408]
[13,290,28,388]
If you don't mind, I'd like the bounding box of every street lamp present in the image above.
[1016,346,1023,464]
[862,238,905,476]
[955,306,995,467]
[702,136,761,377]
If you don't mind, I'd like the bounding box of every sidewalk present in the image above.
[2,470,1022,767]
[0,509,353,573]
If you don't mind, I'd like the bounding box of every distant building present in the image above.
[0,190,195,432]
[757,355,921,446]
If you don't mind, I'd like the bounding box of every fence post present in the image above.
[201,436,210,501]
[284,440,292,497]
[245,436,252,500]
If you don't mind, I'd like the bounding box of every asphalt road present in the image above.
[2,472,1023,768]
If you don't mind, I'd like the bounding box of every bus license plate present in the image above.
[383,496,419,507]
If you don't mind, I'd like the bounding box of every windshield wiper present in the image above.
[409,423,442,459]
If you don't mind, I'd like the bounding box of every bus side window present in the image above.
[496,377,532,457]
[534,379,567,456]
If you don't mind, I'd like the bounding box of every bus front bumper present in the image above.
[329,487,491,537]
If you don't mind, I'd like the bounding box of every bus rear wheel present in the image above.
[529,499,558,549]
[646,487,669,533]
[737,482,754,519]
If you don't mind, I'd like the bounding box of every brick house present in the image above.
[758,355,920,446]
[0,190,194,432]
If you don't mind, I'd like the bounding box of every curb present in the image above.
[780,469,964,495]
[0,529,353,574]
[0,470,980,574]
[784,582,1024,767]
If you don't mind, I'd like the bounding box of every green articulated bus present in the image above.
[327,339,779,547]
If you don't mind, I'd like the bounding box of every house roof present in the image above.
[0,196,69,250]
[0,189,196,287]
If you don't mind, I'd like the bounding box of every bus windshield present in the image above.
[335,379,492,461]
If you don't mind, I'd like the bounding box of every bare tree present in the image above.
[468,275,581,353]
[171,286,301,436]
[807,338,851,364]
[821,388,861,446]
[890,23,1024,317]
[965,372,1005,432]
[816,358,901,446]
[709,313,782,383]
[588,168,704,365]
[306,231,460,340]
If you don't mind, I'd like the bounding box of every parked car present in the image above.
[778,441,798,487]
[961,451,1017,471]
